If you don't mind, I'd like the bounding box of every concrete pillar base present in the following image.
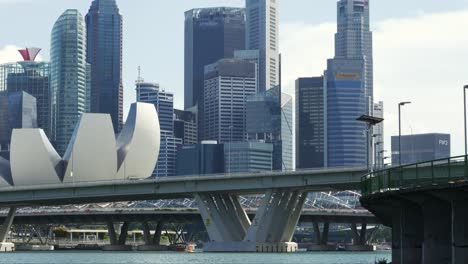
[102,245,133,251]
[204,242,298,253]
[345,245,376,251]
[136,245,169,251]
[16,244,54,251]
[0,243,15,252]
[308,245,336,251]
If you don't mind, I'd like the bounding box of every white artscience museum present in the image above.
[0,102,160,187]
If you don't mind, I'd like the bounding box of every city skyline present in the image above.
[0,0,468,158]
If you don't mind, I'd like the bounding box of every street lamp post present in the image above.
[464,85,468,156]
[357,115,384,173]
[398,102,411,166]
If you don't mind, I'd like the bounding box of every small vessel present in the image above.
[173,243,196,253]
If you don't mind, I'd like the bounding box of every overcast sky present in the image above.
[1,0,468,159]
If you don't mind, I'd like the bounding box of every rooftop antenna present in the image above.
[135,66,144,100]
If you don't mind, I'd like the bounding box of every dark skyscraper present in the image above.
[295,77,325,169]
[184,7,246,111]
[86,0,123,133]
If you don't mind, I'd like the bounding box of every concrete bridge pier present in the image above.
[421,198,451,264]
[0,207,16,252]
[102,221,132,251]
[391,202,423,264]
[452,199,468,264]
[197,190,306,253]
[345,222,374,251]
[137,221,167,251]
[308,222,334,251]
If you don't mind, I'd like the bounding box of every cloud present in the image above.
[0,45,23,64]
[281,10,468,159]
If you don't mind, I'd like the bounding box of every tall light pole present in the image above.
[357,115,384,173]
[398,102,411,166]
[464,85,468,156]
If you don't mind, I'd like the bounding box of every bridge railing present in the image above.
[361,155,468,196]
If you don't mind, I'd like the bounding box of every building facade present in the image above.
[184,7,246,110]
[203,58,257,143]
[176,141,225,176]
[0,91,37,149]
[391,133,451,165]
[174,108,198,145]
[136,82,181,177]
[224,141,273,173]
[326,58,367,167]
[336,0,373,107]
[86,0,123,133]
[0,58,51,138]
[295,77,325,169]
[246,86,281,170]
[50,9,90,155]
[281,93,293,170]
[245,0,279,91]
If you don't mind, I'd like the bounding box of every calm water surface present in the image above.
[0,251,391,264]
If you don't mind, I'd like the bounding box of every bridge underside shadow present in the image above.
[362,186,468,264]
[196,190,306,252]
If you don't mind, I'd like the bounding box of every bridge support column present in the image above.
[422,199,451,264]
[137,221,168,251]
[103,222,132,251]
[197,190,307,253]
[308,222,334,251]
[0,207,16,252]
[452,200,468,264]
[346,222,374,251]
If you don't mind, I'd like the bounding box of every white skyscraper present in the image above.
[246,0,279,92]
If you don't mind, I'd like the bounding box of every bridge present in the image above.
[0,102,369,253]
[360,155,468,264]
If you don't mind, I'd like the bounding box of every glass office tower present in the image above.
[295,77,325,169]
[86,0,123,133]
[0,61,51,138]
[50,9,90,155]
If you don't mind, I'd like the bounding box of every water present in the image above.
[0,251,391,264]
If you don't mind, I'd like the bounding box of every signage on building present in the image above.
[336,73,360,79]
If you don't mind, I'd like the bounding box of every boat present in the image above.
[173,243,196,253]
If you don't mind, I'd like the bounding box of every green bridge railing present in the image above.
[361,155,468,196]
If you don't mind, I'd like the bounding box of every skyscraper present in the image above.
[224,141,273,173]
[335,0,373,105]
[203,58,257,143]
[50,9,90,155]
[0,91,37,158]
[246,0,279,91]
[281,93,293,170]
[136,82,182,177]
[174,108,198,145]
[184,7,246,110]
[86,0,123,133]
[295,77,325,169]
[0,49,51,138]
[373,101,384,168]
[326,59,367,167]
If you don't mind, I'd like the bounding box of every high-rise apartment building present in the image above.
[203,59,257,143]
[0,49,51,138]
[335,0,373,104]
[184,7,246,110]
[246,0,279,91]
[86,0,123,133]
[136,82,181,177]
[295,77,325,169]
[50,9,90,155]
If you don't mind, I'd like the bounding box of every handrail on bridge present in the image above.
[361,155,468,196]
